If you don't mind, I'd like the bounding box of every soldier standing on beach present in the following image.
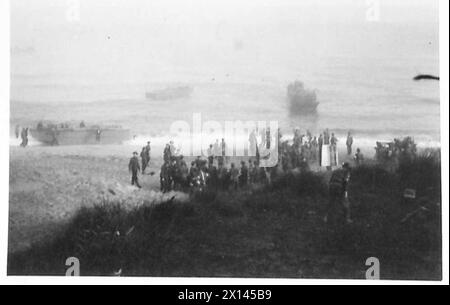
[20,128,28,147]
[143,141,151,172]
[324,129,330,145]
[128,152,141,188]
[239,161,249,188]
[354,148,364,166]
[140,147,148,174]
[346,132,353,155]
[318,134,323,165]
[330,133,338,166]
[207,144,214,165]
[230,163,239,190]
[163,144,172,163]
[160,161,171,192]
[221,138,227,165]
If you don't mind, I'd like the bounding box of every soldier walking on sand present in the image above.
[128,152,141,188]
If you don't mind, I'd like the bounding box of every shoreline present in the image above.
[9,132,441,159]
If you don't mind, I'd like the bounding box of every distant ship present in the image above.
[145,86,193,101]
[30,121,131,145]
[287,81,319,114]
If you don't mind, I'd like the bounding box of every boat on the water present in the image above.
[145,86,193,101]
[30,121,131,145]
[287,81,319,114]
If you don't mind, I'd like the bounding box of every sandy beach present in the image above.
[8,144,195,253]
[8,136,372,255]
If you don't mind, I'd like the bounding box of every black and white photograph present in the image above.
[1,0,448,285]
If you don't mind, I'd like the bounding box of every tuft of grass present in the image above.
[397,153,441,200]
[270,170,328,198]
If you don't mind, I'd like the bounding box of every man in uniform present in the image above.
[221,138,227,165]
[207,144,215,166]
[318,134,324,165]
[145,141,151,165]
[207,163,218,190]
[140,147,148,174]
[330,133,338,166]
[160,161,171,192]
[230,163,239,190]
[20,127,29,147]
[354,148,364,166]
[346,131,353,155]
[163,144,172,163]
[239,161,249,188]
[128,152,141,188]
[324,162,352,224]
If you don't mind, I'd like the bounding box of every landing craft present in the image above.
[287,81,319,114]
[145,85,193,101]
[30,121,131,145]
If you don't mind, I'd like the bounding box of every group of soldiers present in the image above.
[278,129,363,170]
[128,128,363,195]
[128,136,277,193]
[125,128,360,225]
[159,156,275,193]
[374,137,416,163]
[128,133,355,225]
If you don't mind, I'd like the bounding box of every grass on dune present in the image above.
[8,154,442,279]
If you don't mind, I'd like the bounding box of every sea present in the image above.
[10,19,440,150]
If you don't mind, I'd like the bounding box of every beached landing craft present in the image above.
[30,122,131,145]
[287,81,319,114]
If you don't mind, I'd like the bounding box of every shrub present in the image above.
[397,152,441,198]
[271,171,327,198]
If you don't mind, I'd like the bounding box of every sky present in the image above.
[10,0,440,84]
[11,0,439,40]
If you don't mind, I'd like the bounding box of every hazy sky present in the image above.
[11,0,439,39]
[10,0,439,84]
